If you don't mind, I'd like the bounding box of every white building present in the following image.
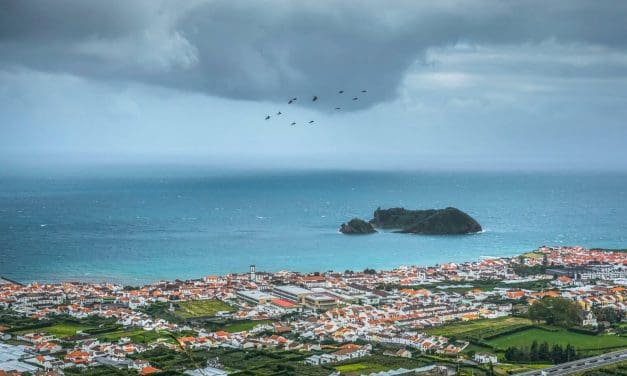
[474,352,498,364]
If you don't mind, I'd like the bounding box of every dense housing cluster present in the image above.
[1,246,627,375]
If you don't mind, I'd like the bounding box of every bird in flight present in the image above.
[266,90,368,126]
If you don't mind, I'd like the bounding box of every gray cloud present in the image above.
[2,1,627,172]
[1,1,627,110]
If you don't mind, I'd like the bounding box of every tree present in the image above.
[538,341,550,361]
[593,306,623,324]
[504,341,575,364]
[512,263,546,277]
[530,340,539,361]
[565,344,577,362]
[504,347,514,361]
[505,347,525,362]
[551,344,564,364]
[528,297,583,328]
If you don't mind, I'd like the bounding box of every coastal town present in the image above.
[2,246,627,376]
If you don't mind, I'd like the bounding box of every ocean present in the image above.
[1,170,626,284]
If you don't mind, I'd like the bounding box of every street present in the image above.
[516,349,627,375]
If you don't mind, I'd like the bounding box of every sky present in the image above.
[1,1,627,172]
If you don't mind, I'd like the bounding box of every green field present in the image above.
[14,323,93,338]
[223,319,274,333]
[132,347,330,376]
[334,355,430,376]
[486,327,627,351]
[175,299,235,319]
[97,329,168,344]
[425,317,533,340]
[13,323,170,344]
[335,362,390,375]
[493,362,553,375]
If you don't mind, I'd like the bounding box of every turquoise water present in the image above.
[1,170,626,284]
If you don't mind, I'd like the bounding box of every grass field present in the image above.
[14,323,170,344]
[334,356,431,376]
[175,299,235,319]
[425,317,533,340]
[97,329,168,344]
[486,327,627,351]
[14,323,93,338]
[335,362,389,375]
[223,319,274,333]
[494,362,553,375]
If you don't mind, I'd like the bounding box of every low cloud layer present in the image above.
[1,1,627,171]
[2,1,627,108]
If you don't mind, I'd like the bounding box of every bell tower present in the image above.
[249,264,256,282]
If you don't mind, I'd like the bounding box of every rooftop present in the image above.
[273,285,312,296]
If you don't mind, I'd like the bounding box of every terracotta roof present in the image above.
[140,366,162,375]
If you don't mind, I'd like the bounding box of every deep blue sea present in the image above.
[1,170,626,284]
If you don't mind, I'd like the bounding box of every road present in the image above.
[516,349,627,375]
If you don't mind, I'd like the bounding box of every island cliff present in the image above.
[339,218,377,234]
[371,207,482,235]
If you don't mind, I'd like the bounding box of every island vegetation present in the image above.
[371,207,482,234]
[340,207,482,235]
[339,218,377,234]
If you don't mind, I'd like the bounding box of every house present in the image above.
[34,341,62,354]
[305,344,371,365]
[305,354,335,365]
[553,276,574,287]
[581,311,598,327]
[0,371,23,376]
[474,352,498,364]
[17,333,55,344]
[330,343,371,362]
[140,366,162,375]
[383,348,412,358]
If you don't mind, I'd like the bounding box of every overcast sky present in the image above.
[1,0,627,172]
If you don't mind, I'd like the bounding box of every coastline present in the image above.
[3,244,623,286]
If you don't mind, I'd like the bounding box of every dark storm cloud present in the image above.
[1,1,627,109]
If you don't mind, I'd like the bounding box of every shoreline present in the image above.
[3,244,624,287]
[2,250,525,286]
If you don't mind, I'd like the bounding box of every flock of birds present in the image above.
[264,89,367,126]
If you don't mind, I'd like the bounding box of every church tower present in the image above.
[249,264,256,282]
